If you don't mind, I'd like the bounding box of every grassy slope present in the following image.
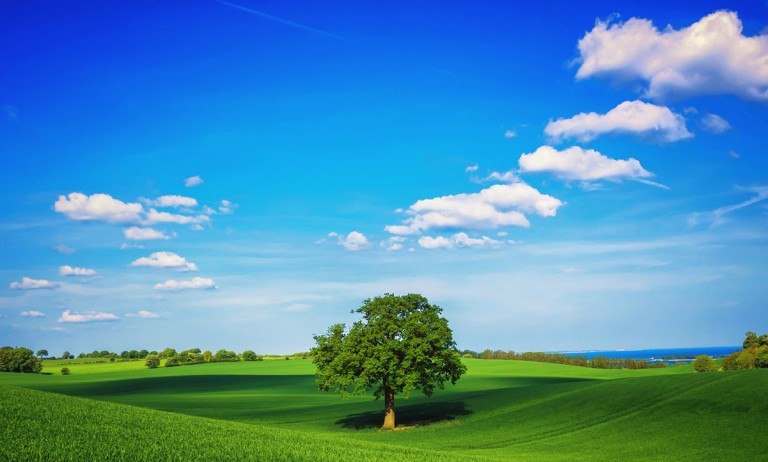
[2,359,766,461]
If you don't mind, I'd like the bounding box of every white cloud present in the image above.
[144,209,210,225]
[418,232,502,250]
[130,252,198,271]
[545,100,692,142]
[218,199,236,214]
[20,310,45,318]
[120,243,145,250]
[701,113,731,134]
[484,171,518,183]
[126,310,160,319]
[386,183,562,235]
[10,277,59,290]
[59,265,96,277]
[124,227,171,241]
[465,164,479,173]
[54,193,143,224]
[331,231,370,251]
[154,277,217,291]
[381,236,406,251]
[58,309,118,323]
[185,175,203,187]
[504,129,517,139]
[689,186,768,227]
[576,11,768,101]
[145,195,198,208]
[518,146,653,183]
[53,245,75,255]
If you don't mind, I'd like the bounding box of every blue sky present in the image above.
[1,1,767,355]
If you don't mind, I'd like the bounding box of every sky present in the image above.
[1,0,767,355]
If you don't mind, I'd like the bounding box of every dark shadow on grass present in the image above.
[336,400,472,430]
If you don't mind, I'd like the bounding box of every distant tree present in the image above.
[36,349,48,359]
[759,334,768,347]
[188,348,201,354]
[241,350,259,361]
[213,349,239,362]
[160,348,177,358]
[128,350,139,359]
[743,332,759,349]
[312,293,466,430]
[164,356,180,367]
[0,347,43,373]
[61,367,71,375]
[203,350,212,362]
[693,355,716,372]
[61,351,70,360]
[139,349,149,358]
[145,355,160,369]
[120,351,129,359]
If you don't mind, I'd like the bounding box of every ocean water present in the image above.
[554,346,740,361]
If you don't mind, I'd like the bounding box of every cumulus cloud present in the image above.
[386,183,562,235]
[126,310,160,319]
[10,277,59,290]
[20,310,45,318]
[58,309,118,323]
[144,195,198,208]
[545,100,692,142]
[154,277,217,291]
[185,175,203,187]
[381,236,406,251]
[124,227,171,241]
[130,252,198,271]
[701,113,732,134]
[418,232,502,250]
[575,11,768,101]
[218,200,236,214]
[59,265,96,277]
[518,146,654,183]
[54,193,143,224]
[144,209,210,225]
[329,231,370,251]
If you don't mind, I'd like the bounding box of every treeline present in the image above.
[721,331,768,370]
[461,349,666,370]
[0,347,43,373]
[147,348,264,368]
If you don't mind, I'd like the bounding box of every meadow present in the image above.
[2,358,767,461]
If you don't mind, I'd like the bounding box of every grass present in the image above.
[2,358,766,461]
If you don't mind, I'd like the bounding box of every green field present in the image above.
[2,359,767,461]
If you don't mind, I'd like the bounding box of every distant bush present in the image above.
[61,367,71,375]
[723,331,768,371]
[145,355,160,369]
[164,356,181,367]
[649,362,668,368]
[0,347,43,373]
[213,349,239,362]
[693,355,716,373]
[241,350,262,361]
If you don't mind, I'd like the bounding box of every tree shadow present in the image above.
[336,400,472,430]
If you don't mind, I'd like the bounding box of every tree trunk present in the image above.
[382,386,395,430]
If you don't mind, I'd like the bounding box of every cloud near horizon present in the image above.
[10,277,59,290]
[58,310,118,323]
[576,10,768,101]
[20,310,45,318]
[130,252,198,271]
[59,265,96,277]
[154,277,217,291]
[545,100,692,143]
[418,232,502,250]
[386,183,563,235]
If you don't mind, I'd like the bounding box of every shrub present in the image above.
[693,355,716,373]
[164,356,180,367]
[61,367,71,375]
[241,350,259,361]
[145,355,160,369]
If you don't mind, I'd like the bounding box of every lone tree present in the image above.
[36,349,48,359]
[311,293,466,430]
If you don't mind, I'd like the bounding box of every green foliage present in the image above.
[723,331,768,370]
[693,355,716,373]
[241,350,262,361]
[160,347,177,358]
[213,349,240,362]
[144,355,160,369]
[203,350,213,362]
[36,349,48,358]
[743,331,759,349]
[164,356,181,367]
[61,351,70,360]
[312,293,466,428]
[0,347,43,373]
[61,367,70,375]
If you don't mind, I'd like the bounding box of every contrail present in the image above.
[216,0,344,40]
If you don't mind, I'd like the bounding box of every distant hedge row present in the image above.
[463,349,666,370]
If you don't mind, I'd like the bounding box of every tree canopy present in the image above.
[311,293,466,429]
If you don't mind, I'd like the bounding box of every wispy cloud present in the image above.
[689,186,768,227]
[216,0,344,40]
[154,277,217,291]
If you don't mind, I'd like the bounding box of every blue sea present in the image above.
[553,346,740,362]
